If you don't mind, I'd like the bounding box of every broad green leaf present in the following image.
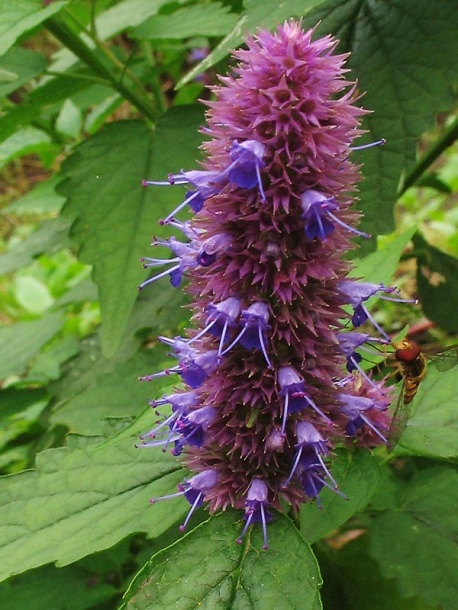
[368,466,458,609]
[350,227,417,286]
[0,311,64,381]
[58,108,204,357]
[300,450,381,544]
[0,387,48,421]
[134,3,239,40]
[300,0,458,236]
[0,217,71,274]
[0,0,68,56]
[1,176,66,215]
[413,232,458,332]
[51,286,189,435]
[0,437,186,582]
[51,351,165,435]
[120,512,322,610]
[0,562,116,610]
[0,47,46,97]
[0,126,51,169]
[394,366,458,459]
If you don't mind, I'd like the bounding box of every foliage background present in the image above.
[0,1,457,609]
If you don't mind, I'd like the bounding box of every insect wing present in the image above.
[429,344,458,372]
[387,377,412,453]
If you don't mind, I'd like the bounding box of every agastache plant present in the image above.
[139,21,402,549]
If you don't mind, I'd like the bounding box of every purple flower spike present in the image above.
[138,21,396,548]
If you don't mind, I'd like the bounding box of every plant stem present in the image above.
[400,116,458,194]
[44,16,157,122]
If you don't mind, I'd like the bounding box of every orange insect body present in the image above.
[393,339,427,405]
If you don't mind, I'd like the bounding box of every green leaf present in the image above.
[1,175,66,215]
[0,562,116,610]
[368,466,458,609]
[0,0,68,56]
[0,312,64,381]
[395,366,458,459]
[0,126,52,169]
[300,450,381,544]
[120,512,322,610]
[350,227,417,286]
[0,47,46,97]
[300,0,458,236]
[0,437,186,582]
[413,232,458,332]
[58,108,204,357]
[55,98,82,139]
[133,3,239,40]
[0,217,71,274]
[14,276,54,314]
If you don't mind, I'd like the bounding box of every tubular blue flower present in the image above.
[236,479,272,550]
[227,140,267,200]
[171,406,217,456]
[278,366,331,434]
[188,297,241,355]
[138,21,397,547]
[338,393,388,443]
[300,190,370,240]
[221,301,272,367]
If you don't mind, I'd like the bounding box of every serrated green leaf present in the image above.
[134,3,239,40]
[300,449,381,544]
[0,0,68,56]
[413,232,458,332]
[300,0,458,236]
[0,311,64,380]
[0,217,71,274]
[120,511,322,610]
[0,562,116,610]
[368,466,458,609]
[0,438,186,582]
[51,351,163,435]
[58,108,204,357]
[0,47,46,97]
[395,366,458,459]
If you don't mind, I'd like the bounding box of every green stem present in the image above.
[400,116,458,194]
[44,16,157,122]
